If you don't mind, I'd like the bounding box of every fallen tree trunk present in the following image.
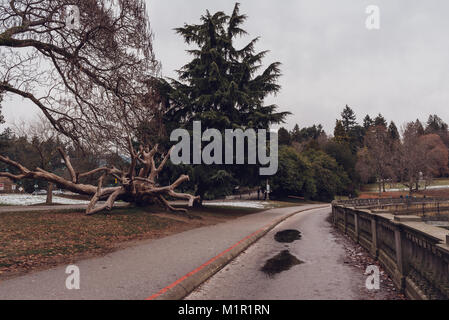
[0,140,199,215]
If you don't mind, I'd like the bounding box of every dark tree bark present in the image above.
[46,182,53,205]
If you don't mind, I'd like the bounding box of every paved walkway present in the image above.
[0,204,325,299]
[186,207,393,300]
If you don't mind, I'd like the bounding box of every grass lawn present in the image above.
[0,205,264,279]
[428,178,449,186]
[361,178,449,192]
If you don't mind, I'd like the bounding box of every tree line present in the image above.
[276,106,449,199]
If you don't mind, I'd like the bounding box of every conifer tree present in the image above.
[363,115,374,130]
[164,3,289,131]
[334,120,347,143]
[388,121,400,141]
[374,113,387,127]
[162,3,289,201]
[291,124,301,142]
[341,105,357,132]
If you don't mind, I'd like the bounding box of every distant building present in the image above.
[0,177,16,193]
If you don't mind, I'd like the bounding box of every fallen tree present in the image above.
[0,139,199,215]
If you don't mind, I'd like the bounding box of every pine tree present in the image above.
[363,115,374,130]
[374,113,387,127]
[341,105,357,132]
[291,124,301,142]
[162,3,290,201]
[415,119,425,135]
[339,105,364,153]
[426,114,448,134]
[278,127,291,145]
[164,3,289,131]
[425,114,449,146]
[334,120,347,143]
[388,121,400,141]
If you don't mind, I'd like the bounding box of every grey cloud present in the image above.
[3,0,449,133]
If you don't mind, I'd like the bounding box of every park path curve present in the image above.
[0,204,325,299]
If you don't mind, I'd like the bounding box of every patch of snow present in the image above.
[0,194,89,206]
[203,201,272,209]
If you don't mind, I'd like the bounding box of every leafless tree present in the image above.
[13,115,64,203]
[0,0,162,146]
[356,125,396,195]
[399,122,448,193]
[0,1,199,214]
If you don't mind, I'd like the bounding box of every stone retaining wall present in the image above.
[332,202,449,300]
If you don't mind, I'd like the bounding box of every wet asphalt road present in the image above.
[186,207,390,300]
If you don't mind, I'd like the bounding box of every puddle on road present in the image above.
[261,250,303,277]
[274,229,302,243]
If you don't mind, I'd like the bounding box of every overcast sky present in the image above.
[2,0,449,133]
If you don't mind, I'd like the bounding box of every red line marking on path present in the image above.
[145,222,273,300]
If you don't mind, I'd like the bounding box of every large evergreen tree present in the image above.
[164,3,289,131]
[162,3,289,200]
